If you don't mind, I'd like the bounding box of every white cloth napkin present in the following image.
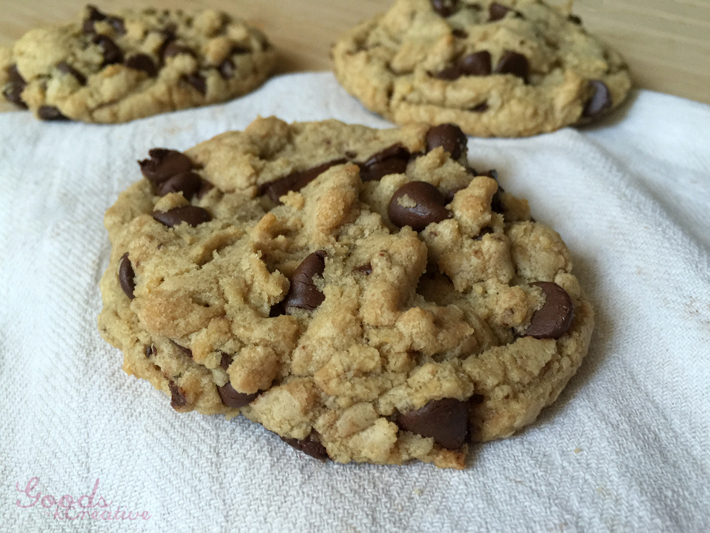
[1,72,709,532]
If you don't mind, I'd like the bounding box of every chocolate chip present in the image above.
[474,227,494,240]
[125,54,157,77]
[152,206,211,228]
[2,65,28,108]
[118,252,135,299]
[37,106,68,121]
[470,101,488,113]
[482,169,499,181]
[452,29,468,39]
[196,179,214,200]
[582,80,612,118]
[426,123,468,160]
[155,171,202,199]
[218,382,259,408]
[182,73,206,95]
[355,263,373,275]
[106,15,126,36]
[491,192,504,213]
[92,35,123,66]
[460,51,492,76]
[171,341,193,358]
[397,398,469,449]
[489,3,512,21]
[82,5,105,34]
[568,14,582,25]
[388,181,451,231]
[358,145,410,182]
[435,51,492,80]
[139,149,193,185]
[430,0,458,17]
[56,62,86,85]
[144,345,155,357]
[231,45,251,55]
[220,352,232,370]
[162,41,195,59]
[444,185,467,203]
[282,251,327,313]
[218,58,235,79]
[344,150,358,159]
[259,159,347,204]
[526,282,574,339]
[495,51,529,83]
[169,381,187,409]
[281,433,329,460]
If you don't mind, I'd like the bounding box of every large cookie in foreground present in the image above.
[331,0,631,137]
[0,5,275,123]
[98,117,594,469]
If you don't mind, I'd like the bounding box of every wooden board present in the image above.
[1,0,708,115]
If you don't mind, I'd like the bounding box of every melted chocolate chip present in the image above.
[139,149,193,185]
[495,51,529,83]
[260,159,347,204]
[144,345,156,358]
[452,28,468,39]
[169,381,187,409]
[281,433,329,460]
[37,106,68,121]
[155,171,202,200]
[118,252,135,299]
[152,206,211,228]
[125,54,157,77]
[92,34,123,66]
[182,73,206,95]
[56,62,87,85]
[582,80,612,118]
[282,251,327,313]
[218,58,235,79]
[388,181,451,231]
[426,123,468,160]
[3,65,28,108]
[398,398,469,449]
[435,51,492,80]
[359,145,410,182]
[220,352,232,370]
[218,382,259,408]
[526,282,574,339]
[430,0,459,17]
[568,14,582,25]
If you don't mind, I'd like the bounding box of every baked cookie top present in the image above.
[0,5,276,123]
[332,0,631,137]
[98,117,594,469]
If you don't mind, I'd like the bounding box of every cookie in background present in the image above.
[0,5,276,123]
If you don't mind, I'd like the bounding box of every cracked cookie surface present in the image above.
[332,0,631,137]
[0,5,276,123]
[98,117,594,469]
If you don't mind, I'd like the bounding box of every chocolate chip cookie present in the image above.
[331,0,631,137]
[98,117,594,468]
[0,5,276,122]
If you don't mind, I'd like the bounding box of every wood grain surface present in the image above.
[1,0,708,115]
